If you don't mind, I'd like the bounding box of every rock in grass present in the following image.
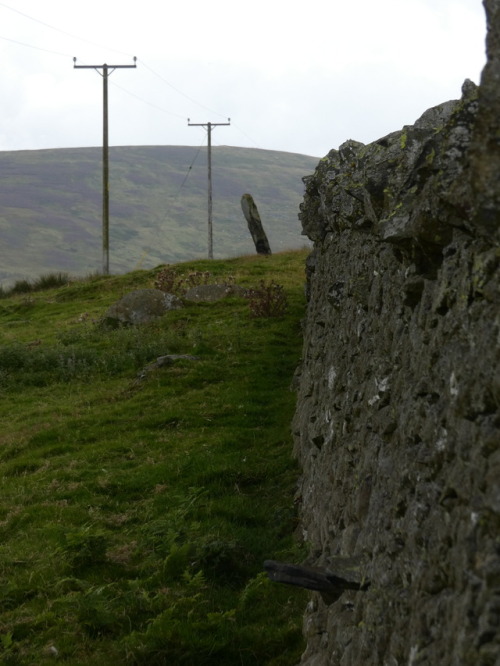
[137,354,200,380]
[103,289,181,327]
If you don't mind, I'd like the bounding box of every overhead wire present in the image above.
[173,137,207,198]
[0,12,217,185]
[0,0,134,58]
[0,0,273,269]
[0,2,226,124]
[0,30,198,125]
[229,122,261,149]
[107,78,187,121]
[0,33,72,58]
[138,60,229,122]
[0,2,263,151]
[134,137,209,267]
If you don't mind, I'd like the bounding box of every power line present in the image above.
[0,34,72,58]
[0,3,238,145]
[230,121,262,149]
[136,139,209,269]
[0,31,190,121]
[0,3,267,157]
[0,28,239,149]
[139,60,228,121]
[0,2,226,123]
[107,78,186,120]
[174,139,207,197]
[0,34,228,133]
[0,1,134,58]
[188,119,231,259]
[74,57,137,275]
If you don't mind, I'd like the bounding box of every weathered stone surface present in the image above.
[467,0,500,241]
[103,289,181,326]
[299,82,479,253]
[292,7,499,665]
[241,193,272,255]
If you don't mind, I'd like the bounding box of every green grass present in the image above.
[0,250,308,665]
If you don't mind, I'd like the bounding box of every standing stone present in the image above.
[241,193,272,255]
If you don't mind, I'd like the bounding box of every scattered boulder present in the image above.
[137,354,200,380]
[103,289,181,327]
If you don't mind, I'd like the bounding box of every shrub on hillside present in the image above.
[245,280,288,318]
[9,279,33,295]
[33,272,70,291]
[1,272,70,298]
[154,266,212,295]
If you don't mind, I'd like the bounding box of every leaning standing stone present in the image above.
[241,193,272,255]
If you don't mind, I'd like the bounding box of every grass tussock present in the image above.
[0,250,309,665]
[1,272,71,298]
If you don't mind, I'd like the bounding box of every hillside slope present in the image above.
[0,251,308,664]
[0,145,318,287]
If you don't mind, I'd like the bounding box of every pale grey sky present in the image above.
[0,0,487,157]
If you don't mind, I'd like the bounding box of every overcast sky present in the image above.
[0,0,487,158]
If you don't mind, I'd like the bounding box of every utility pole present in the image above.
[74,57,137,274]
[188,118,230,259]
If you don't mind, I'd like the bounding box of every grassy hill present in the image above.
[0,145,318,288]
[0,250,309,664]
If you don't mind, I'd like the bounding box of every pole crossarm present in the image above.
[73,57,137,72]
[74,57,137,274]
[188,118,231,259]
[187,121,231,128]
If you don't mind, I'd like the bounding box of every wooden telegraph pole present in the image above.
[74,57,137,274]
[188,119,230,259]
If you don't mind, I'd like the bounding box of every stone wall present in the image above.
[292,3,499,664]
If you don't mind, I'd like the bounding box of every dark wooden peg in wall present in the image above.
[264,557,370,603]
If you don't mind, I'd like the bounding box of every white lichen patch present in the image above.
[327,366,337,390]
[368,377,390,406]
[376,376,390,392]
[408,645,419,666]
[436,428,448,452]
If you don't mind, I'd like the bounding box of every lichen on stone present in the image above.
[293,13,500,662]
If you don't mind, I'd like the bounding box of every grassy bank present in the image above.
[0,250,308,665]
